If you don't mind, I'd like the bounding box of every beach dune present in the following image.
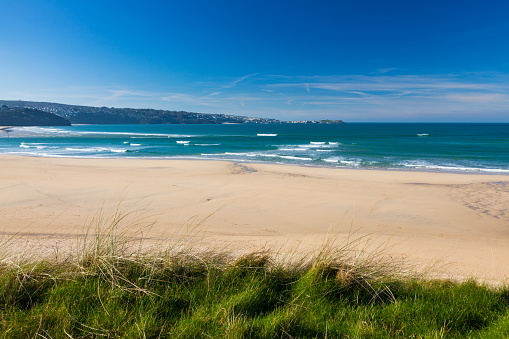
[0,155,508,283]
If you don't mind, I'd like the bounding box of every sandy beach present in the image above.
[0,155,508,284]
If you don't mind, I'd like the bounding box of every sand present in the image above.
[0,155,508,284]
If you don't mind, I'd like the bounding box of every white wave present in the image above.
[79,131,194,138]
[65,147,103,152]
[473,168,509,173]
[19,144,47,149]
[176,140,190,144]
[18,127,71,135]
[64,147,127,153]
[130,143,142,146]
[123,141,129,144]
[417,134,429,137]
[200,152,249,156]
[279,155,312,161]
[278,148,307,151]
[195,143,220,146]
[201,152,283,160]
[246,153,278,158]
[310,141,326,145]
[306,143,332,149]
[322,156,366,167]
[225,152,250,156]
[316,149,334,152]
[12,127,196,139]
[20,142,48,149]
[278,147,307,151]
[339,160,361,166]
[328,142,340,146]
[130,136,173,139]
[280,143,331,150]
[9,151,50,157]
[400,160,509,173]
[257,134,277,136]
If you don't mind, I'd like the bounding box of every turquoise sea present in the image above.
[1,123,508,174]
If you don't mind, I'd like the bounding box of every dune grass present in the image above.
[0,212,508,338]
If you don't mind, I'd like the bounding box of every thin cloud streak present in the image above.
[218,73,259,90]
[3,72,509,121]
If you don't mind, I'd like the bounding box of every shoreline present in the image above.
[0,155,508,283]
[1,124,508,175]
[2,152,509,176]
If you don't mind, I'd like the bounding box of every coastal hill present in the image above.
[0,100,344,125]
[0,106,71,126]
[0,100,279,125]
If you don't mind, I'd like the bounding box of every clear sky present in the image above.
[1,0,509,122]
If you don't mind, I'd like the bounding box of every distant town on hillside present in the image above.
[0,100,344,125]
[0,106,71,126]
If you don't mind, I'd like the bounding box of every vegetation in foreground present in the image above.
[0,213,508,338]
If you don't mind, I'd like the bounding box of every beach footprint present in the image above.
[448,181,509,221]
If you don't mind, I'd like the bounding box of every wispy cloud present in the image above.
[109,90,152,98]
[445,93,509,103]
[3,72,509,121]
[377,68,398,74]
[218,73,258,90]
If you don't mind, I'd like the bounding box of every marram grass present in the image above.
[0,211,508,338]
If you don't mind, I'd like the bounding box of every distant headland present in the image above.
[0,105,71,126]
[0,100,344,125]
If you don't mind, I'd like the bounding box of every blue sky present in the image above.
[1,0,509,122]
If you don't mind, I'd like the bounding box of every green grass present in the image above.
[0,213,508,338]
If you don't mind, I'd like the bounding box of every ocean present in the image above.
[1,123,508,174]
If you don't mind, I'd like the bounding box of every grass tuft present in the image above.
[0,209,507,338]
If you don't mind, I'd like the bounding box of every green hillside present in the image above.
[0,106,71,126]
